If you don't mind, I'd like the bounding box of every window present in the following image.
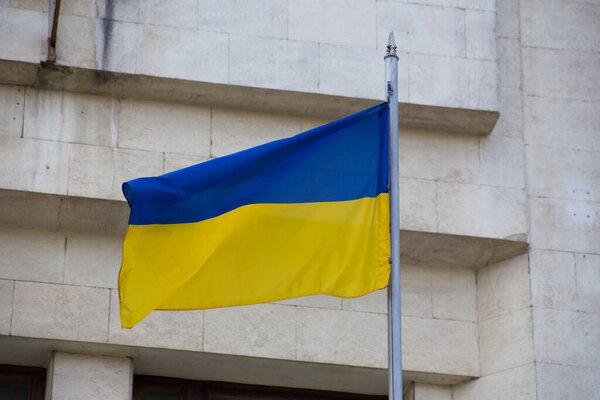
[134,376,387,400]
[0,364,46,400]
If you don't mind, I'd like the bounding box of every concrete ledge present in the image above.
[0,189,527,270]
[401,230,528,270]
[0,335,475,395]
[0,60,498,135]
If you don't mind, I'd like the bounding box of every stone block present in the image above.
[108,290,204,351]
[477,254,531,320]
[479,308,534,376]
[139,25,228,83]
[67,144,117,199]
[163,153,211,174]
[526,146,600,202]
[276,295,341,310]
[24,89,116,146]
[477,135,525,188]
[319,44,394,101]
[64,233,122,288]
[409,55,497,110]
[229,35,319,93]
[523,96,600,151]
[532,308,600,368]
[398,128,479,184]
[289,0,376,48]
[55,15,97,69]
[139,0,197,29]
[436,183,527,239]
[60,0,98,17]
[342,288,386,314]
[399,178,437,232]
[522,48,600,102]
[0,227,65,283]
[96,0,140,22]
[0,8,45,63]
[9,0,48,12]
[95,19,138,74]
[453,363,536,400]
[118,98,211,156]
[529,249,578,310]
[575,253,600,313]
[211,107,302,157]
[377,2,465,57]
[48,352,132,400]
[492,86,522,138]
[497,38,522,89]
[431,268,477,322]
[0,84,24,137]
[521,0,600,52]
[68,144,163,200]
[536,363,600,400]
[466,10,496,60]
[297,307,386,368]
[0,136,69,195]
[198,0,287,38]
[400,264,432,319]
[204,304,296,359]
[529,197,600,254]
[0,279,13,335]
[11,281,109,342]
[496,0,520,38]
[403,316,479,376]
[414,383,452,400]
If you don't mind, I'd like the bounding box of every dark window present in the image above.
[134,376,387,400]
[0,365,46,400]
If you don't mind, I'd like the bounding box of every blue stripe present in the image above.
[124,103,389,225]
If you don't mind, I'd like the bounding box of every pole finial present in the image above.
[385,32,398,58]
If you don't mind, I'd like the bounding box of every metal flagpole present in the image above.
[385,32,403,400]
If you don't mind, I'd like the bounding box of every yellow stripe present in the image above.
[119,194,390,328]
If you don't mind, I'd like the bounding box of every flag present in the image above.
[119,103,390,328]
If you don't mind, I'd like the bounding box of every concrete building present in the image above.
[0,0,598,399]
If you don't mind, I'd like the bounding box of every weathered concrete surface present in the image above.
[0,60,498,135]
[47,352,132,400]
[0,334,474,395]
[0,335,388,394]
[11,281,109,343]
[0,279,13,335]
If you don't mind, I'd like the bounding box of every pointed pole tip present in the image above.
[387,32,396,47]
[385,31,398,58]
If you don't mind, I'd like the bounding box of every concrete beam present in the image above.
[0,189,527,270]
[0,335,475,395]
[0,60,498,135]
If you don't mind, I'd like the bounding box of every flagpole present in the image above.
[385,32,402,400]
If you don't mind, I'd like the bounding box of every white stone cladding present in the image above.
[0,0,597,399]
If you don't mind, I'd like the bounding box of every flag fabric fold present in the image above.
[119,102,391,328]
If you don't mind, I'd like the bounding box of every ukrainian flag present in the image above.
[119,103,390,328]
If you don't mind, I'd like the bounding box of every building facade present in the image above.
[0,0,598,399]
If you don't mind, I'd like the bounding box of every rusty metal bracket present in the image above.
[42,0,62,66]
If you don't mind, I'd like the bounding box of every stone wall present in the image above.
[0,0,598,399]
[520,1,600,398]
